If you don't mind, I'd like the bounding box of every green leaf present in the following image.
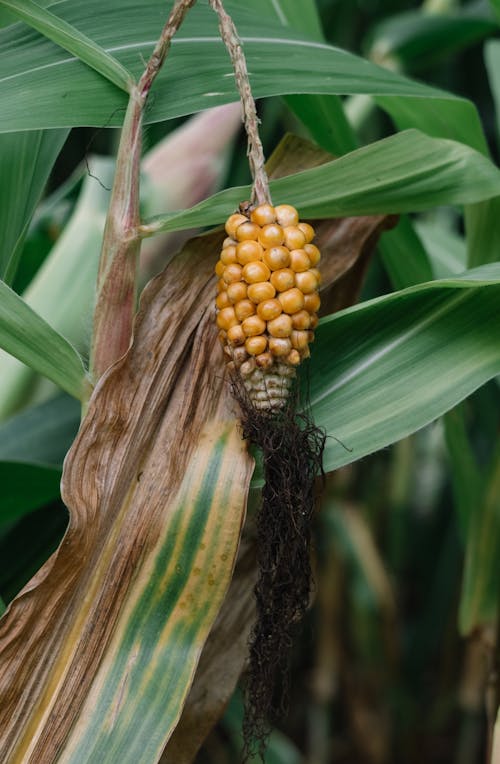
[443,405,483,537]
[415,217,467,278]
[143,130,500,235]
[0,128,68,284]
[0,0,133,93]
[368,7,497,72]
[490,0,500,22]
[0,280,87,400]
[310,264,500,474]
[465,197,500,267]
[261,0,358,155]
[0,0,52,28]
[0,462,62,527]
[0,157,112,420]
[458,442,500,633]
[485,40,500,148]
[284,93,358,155]
[259,0,324,39]
[379,215,433,289]
[0,0,474,135]
[0,394,80,465]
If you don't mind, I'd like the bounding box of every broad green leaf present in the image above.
[378,215,433,289]
[485,40,500,148]
[0,158,112,420]
[309,264,500,474]
[443,404,483,536]
[0,128,68,284]
[0,462,62,527]
[375,91,487,154]
[0,0,53,28]
[259,0,324,39]
[415,217,467,278]
[465,196,500,267]
[490,0,500,22]
[284,93,358,155]
[143,130,500,235]
[0,0,133,93]
[261,0,358,155]
[368,7,497,72]
[0,0,473,136]
[458,442,500,633]
[0,394,79,465]
[0,395,79,523]
[0,280,87,400]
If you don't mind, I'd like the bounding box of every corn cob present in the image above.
[215,203,321,409]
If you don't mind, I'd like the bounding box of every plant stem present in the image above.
[208,0,271,206]
[89,0,196,384]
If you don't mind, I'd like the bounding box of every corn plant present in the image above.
[0,0,499,762]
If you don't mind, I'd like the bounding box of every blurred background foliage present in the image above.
[0,0,499,762]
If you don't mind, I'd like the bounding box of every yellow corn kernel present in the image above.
[304,243,321,266]
[247,282,276,304]
[283,226,306,250]
[257,298,282,321]
[278,287,305,314]
[289,249,311,272]
[242,315,266,337]
[269,337,292,356]
[234,299,256,322]
[236,221,260,241]
[225,213,248,238]
[263,246,290,271]
[275,204,299,227]
[304,292,321,314]
[246,335,268,356]
[220,245,237,265]
[297,222,315,243]
[227,324,246,346]
[223,263,243,284]
[243,261,271,284]
[216,291,231,310]
[217,306,238,331]
[291,309,311,330]
[236,239,264,265]
[227,281,248,304]
[267,314,293,338]
[258,223,284,248]
[294,270,318,294]
[250,203,276,226]
[270,268,295,292]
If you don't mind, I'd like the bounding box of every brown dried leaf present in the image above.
[0,231,253,762]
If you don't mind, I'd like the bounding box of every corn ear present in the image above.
[215,202,321,409]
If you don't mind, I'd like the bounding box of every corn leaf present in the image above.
[0,0,133,93]
[458,441,500,634]
[310,264,500,474]
[0,462,62,527]
[0,0,479,148]
[0,157,112,420]
[0,280,87,401]
[144,129,500,235]
[0,395,80,523]
[0,128,68,284]
[0,231,253,763]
